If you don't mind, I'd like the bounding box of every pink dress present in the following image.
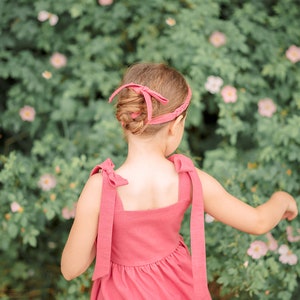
[89,154,211,299]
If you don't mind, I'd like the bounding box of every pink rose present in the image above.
[38,11,50,22]
[247,240,268,259]
[38,174,57,191]
[258,98,276,117]
[221,85,237,103]
[50,52,67,69]
[49,14,59,26]
[286,45,300,63]
[62,203,77,220]
[278,245,298,265]
[209,31,226,47]
[98,0,113,6]
[37,11,59,26]
[205,75,224,94]
[11,201,22,213]
[286,226,300,242]
[19,105,36,122]
[265,232,278,251]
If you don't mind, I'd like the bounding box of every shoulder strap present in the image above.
[169,154,211,300]
[90,159,128,281]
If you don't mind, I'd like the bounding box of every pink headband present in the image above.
[109,82,192,125]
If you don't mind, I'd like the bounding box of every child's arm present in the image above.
[61,173,103,280]
[197,169,298,235]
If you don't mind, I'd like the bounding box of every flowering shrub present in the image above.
[1,0,300,299]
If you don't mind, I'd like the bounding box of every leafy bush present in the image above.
[1,0,300,299]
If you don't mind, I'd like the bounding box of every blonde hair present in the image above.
[114,63,190,135]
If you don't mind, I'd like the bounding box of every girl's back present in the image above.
[116,158,180,211]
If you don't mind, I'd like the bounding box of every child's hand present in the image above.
[282,194,298,221]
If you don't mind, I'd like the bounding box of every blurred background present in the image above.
[1,0,300,299]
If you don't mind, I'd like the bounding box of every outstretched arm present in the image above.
[61,173,102,280]
[197,169,298,235]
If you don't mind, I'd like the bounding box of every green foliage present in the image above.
[1,0,300,299]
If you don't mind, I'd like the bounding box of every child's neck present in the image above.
[124,131,169,164]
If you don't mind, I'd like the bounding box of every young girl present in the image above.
[61,62,298,300]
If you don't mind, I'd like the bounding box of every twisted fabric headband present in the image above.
[109,82,192,125]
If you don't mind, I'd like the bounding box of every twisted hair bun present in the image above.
[115,63,190,135]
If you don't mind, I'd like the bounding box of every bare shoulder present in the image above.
[195,167,222,189]
[86,172,103,188]
[76,172,103,214]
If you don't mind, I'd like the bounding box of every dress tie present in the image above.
[90,159,128,280]
[170,154,211,299]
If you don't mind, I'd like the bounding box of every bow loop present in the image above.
[108,82,170,123]
[90,159,128,187]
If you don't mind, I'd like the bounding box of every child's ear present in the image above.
[169,115,185,135]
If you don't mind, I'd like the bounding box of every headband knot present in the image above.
[133,86,147,94]
[109,82,192,125]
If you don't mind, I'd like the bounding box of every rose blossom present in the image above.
[19,105,36,122]
[247,240,268,259]
[11,201,23,213]
[286,45,300,63]
[258,98,276,117]
[265,232,278,251]
[38,174,57,191]
[221,85,237,103]
[50,52,67,69]
[38,10,50,22]
[38,11,59,26]
[62,203,77,220]
[48,14,59,26]
[278,245,298,265]
[98,0,113,6]
[205,76,224,94]
[209,31,226,47]
[286,226,300,242]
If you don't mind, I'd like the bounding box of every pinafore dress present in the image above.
[89,154,211,299]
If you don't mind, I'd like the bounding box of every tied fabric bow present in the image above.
[109,82,192,125]
[109,83,169,124]
[90,159,128,280]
